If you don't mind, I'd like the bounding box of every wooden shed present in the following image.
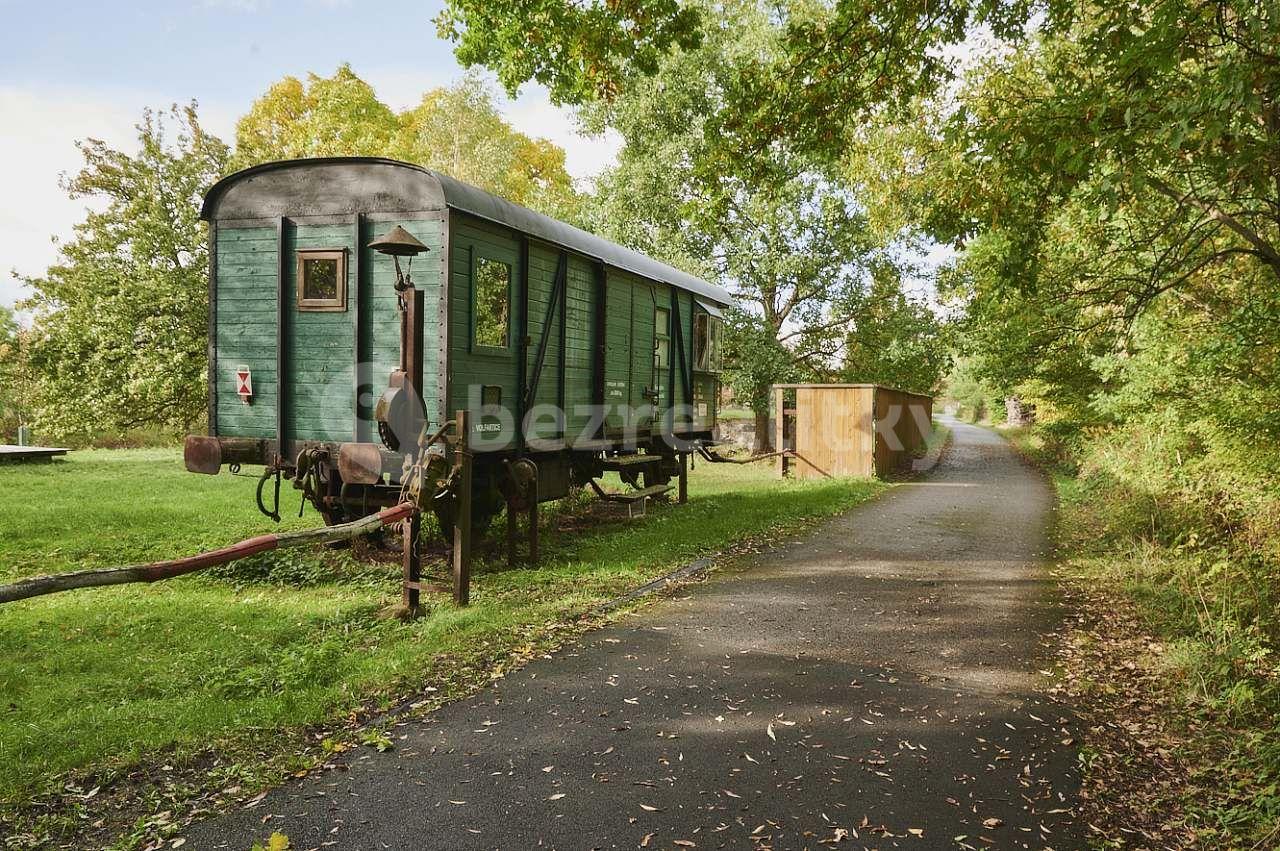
[771,384,933,479]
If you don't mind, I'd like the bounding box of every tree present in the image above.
[0,305,31,441]
[840,265,950,393]
[235,66,579,219]
[437,0,704,103]
[19,104,229,440]
[232,64,398,168]
[390,73,578,219]
[436,0,1032,171]
[901,1,1280,436]
[581,5,891,450]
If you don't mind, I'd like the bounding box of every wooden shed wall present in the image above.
[792,386,875,478]
[782,385,933,480]
[872,388,933,476]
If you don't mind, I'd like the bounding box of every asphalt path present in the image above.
[184,420,1081,850]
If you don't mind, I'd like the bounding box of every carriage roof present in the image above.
[201,157,732,306]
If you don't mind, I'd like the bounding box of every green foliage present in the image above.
[579,5,950,432]
[434,0,1026,168]
[840,265,950,392]
[18,105,228,441]
[720,308,804,415]
[233,64,397,166]
[941,356,1002,423]
[0,306,28,441]
[234,66,579,219]
[437,0,704,103]
[1011,417,1280,845]
[897,1,1280,436]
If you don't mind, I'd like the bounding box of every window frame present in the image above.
[295,248,347,312]
[469,249,514,354]
[693,310,723,373]
[654,306,671,370]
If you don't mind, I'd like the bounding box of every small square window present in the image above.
[296,249,347,311]
[473,256,511,349]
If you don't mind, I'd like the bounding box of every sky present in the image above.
[0,0,621,309]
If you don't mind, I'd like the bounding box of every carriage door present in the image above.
[451,219,520,451]
[285,221,357,452]
[602,273,632,433]
[629,284,657,433]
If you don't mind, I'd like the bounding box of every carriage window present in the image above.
[693,312,722,372]
[654,307,670,369]
[296,249,346,311]
[473,257,511,349]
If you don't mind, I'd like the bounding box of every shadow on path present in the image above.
[184,419,1081,850]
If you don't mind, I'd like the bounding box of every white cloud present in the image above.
[0,87,134,308]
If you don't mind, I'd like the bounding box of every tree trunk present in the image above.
[1004,396,1036,426]
[752,407,772,454]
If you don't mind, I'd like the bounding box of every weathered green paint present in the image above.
[213,207,718,456]
[447,215,521,450]
[213,218,442,445]
[214,226,276,439]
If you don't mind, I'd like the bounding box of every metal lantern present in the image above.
[369,225,428,291]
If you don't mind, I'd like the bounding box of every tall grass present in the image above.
[1007,418,1280,842]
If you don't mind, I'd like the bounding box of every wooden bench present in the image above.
[0,445,69,463]
[588,481,673,518]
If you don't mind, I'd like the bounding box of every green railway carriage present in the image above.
[185,157,730,536]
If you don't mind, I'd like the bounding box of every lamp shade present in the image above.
[368,225,428,257]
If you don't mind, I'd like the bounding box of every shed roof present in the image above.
[202,157,732,305]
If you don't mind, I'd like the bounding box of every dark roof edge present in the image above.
[202,157,732,305]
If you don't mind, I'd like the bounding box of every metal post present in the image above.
[506,495,518,571]
[402,509,422,613]
[528,472,539,566]
[452,409,472,606]
[773,386,787,477]
[678,451,688,504]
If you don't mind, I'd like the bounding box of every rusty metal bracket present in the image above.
[256,465,282,523]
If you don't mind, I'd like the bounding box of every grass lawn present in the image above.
[0,448,885,846]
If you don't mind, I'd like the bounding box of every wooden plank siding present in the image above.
[214,226,277,439]
[214,207,719,453]
[602,269,635,432]
[523,241,566,442]
[364,216,444,430]
[212,217,443,445]
[563,254,599,437]
[777,384,933,479]
[284,222,356,444]
[794,386,876,478]
[446,215,521,451]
